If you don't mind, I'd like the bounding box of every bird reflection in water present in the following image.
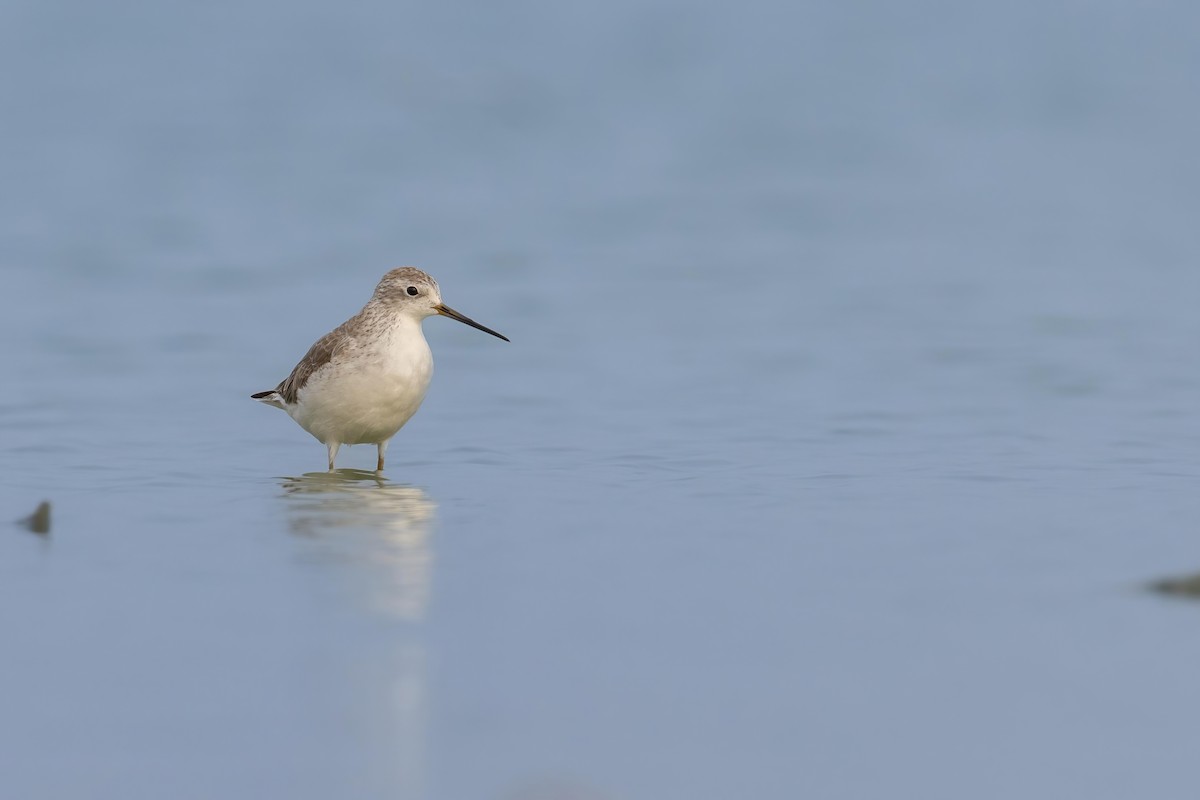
[281,469,435,621]
[280,469,433,797]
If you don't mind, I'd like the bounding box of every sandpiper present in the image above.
[252,267,508,471]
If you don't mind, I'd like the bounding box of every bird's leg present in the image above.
[376,441,389,473]
[327,442,341,472]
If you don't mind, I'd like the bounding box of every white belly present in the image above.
[288,328,434,445]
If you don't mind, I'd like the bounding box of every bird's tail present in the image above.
[251,390,286,409]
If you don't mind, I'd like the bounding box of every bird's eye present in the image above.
[406,286,418,296]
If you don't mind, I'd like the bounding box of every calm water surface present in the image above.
[3,1,1200,798]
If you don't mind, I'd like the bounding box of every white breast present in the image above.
[289,319,434,446]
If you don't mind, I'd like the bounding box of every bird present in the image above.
[251,267,508,472]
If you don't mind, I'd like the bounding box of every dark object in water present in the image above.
[1149,572,1200,598]
[18,501,51,535]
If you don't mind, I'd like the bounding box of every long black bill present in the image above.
[435,304,510,342]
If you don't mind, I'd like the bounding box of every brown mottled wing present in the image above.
[275,320,354,404]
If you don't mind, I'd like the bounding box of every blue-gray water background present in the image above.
[3,2,1200,798]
